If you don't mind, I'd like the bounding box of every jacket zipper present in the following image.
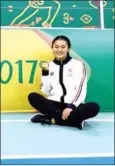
[59,61,66,103]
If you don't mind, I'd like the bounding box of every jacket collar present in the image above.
[53,55,72,65]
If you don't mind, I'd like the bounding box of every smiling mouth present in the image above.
[57,53,64,56]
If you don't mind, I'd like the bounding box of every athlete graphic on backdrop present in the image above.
[11,0,61,27]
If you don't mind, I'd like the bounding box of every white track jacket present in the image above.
[40,55,87,108]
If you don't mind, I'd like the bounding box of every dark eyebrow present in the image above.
[54,45,66,47]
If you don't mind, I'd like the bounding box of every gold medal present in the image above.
[39,61,49,70]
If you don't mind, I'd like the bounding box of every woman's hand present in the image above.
[62,108,72,120]
[39,61,49,71]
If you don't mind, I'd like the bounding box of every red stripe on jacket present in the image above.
[72,63,86,103]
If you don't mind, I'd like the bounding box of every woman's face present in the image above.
[52,39,70,61]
